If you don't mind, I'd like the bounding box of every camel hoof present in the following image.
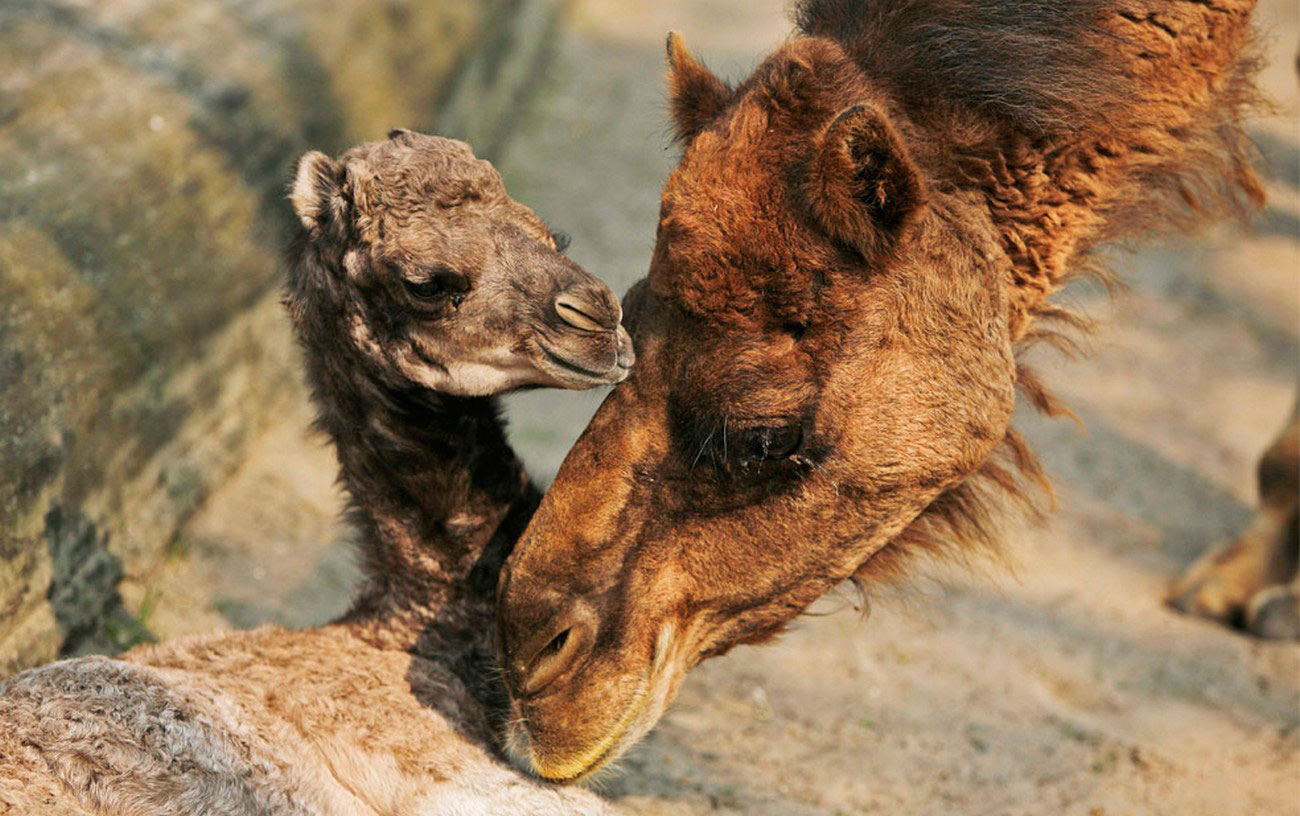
[1165,554,1245,626]
[1246,586,1300,640]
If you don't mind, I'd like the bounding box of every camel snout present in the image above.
[535,283,635,385]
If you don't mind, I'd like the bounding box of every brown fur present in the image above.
[496,0,1267,782]
[0,132,619,814]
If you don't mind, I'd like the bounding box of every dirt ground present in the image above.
[137,1,1300,813]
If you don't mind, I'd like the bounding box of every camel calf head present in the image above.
[286,129,633,396]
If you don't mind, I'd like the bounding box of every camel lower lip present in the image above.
[537,343,618,381]
[530,674,651,782]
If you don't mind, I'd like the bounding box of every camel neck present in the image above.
[298,321,533,661]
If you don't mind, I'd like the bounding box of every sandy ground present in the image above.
[137,1,1300,813]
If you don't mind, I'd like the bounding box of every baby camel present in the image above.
[0,130,629,815]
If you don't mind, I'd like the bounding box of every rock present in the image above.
[0,0,559,676]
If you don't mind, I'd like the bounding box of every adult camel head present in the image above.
[498,0,1262,781]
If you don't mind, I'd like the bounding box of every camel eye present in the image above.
[404,278,446,299]
[401,267,468,303]
[735,423,803,468]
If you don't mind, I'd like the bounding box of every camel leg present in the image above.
[1167,404,1300,639]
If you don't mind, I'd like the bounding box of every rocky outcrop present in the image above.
[0,0,560,675]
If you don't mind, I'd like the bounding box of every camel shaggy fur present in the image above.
[0,131,626,815]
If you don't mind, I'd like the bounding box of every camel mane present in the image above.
[804,0,1270,586]
[795,0,1130,136]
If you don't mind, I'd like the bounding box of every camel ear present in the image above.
[806,104,924,259]
[290,150,346,234]
[666,32,730,145]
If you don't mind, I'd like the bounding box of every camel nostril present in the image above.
[542,628,569,657]
[554,290,614,333]
[517,611,596,697]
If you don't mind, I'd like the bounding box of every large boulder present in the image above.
[0,0,558,675]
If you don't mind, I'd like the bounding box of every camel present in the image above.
[493,0,1274,781]
[0,130,626,815]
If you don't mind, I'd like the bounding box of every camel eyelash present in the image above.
[673,409,813,474]
[393,265,469,302]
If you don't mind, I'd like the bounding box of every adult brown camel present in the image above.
[0,131,626,815]
[496,0,1274,781]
